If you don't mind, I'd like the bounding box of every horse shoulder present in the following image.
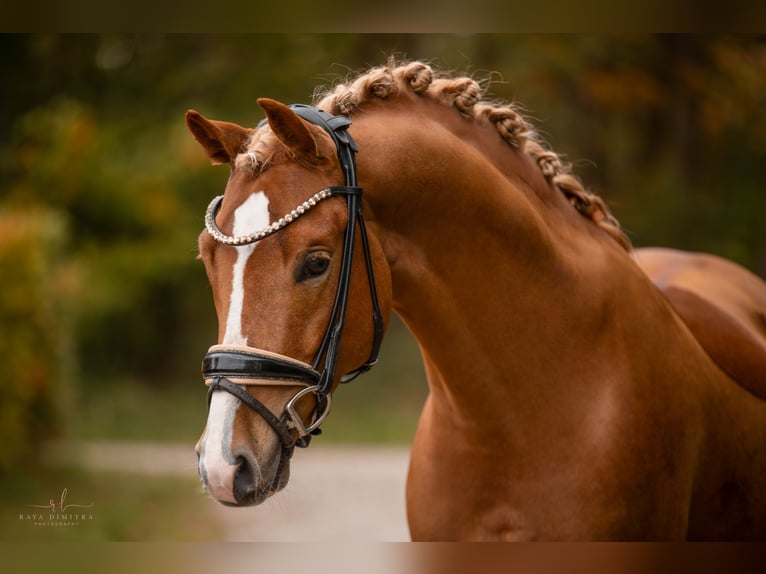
[633,247,766,399]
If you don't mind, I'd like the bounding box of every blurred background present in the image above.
[1,34,765,541]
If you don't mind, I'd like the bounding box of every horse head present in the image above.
[187,98,391,506]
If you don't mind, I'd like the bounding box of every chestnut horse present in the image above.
[186,61,766,540]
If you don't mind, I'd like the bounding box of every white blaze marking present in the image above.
[200,191,270,502]
[223,191,270,346]
[200,392,241,504]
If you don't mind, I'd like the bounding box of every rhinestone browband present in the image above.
[204,188,335,246]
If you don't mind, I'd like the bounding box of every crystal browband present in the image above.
[205,188,339,246]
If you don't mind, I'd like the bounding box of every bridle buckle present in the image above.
[285,385,332,437]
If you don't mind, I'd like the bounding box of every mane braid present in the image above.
[239,60,631,251]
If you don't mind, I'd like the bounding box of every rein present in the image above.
[201,105,384,452]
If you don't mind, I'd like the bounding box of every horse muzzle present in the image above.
[198,345,332,505]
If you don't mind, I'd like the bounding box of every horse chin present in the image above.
[230,446,292,507]
[255,450,292,505]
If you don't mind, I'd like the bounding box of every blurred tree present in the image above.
[0,207,71,471]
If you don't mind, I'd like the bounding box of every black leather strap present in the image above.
[202,349,320,385]
[288,106,384,392]
[208,377,297,450]
[340,206,385,382]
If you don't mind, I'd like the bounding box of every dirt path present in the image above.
[48,441,411,541]
[209,445,411,541]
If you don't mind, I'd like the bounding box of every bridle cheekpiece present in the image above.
[201,105,384,454]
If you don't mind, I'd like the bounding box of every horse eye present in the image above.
[298,252,331,281]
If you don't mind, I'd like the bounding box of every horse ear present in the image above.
[257,98,320,161]
[185,110,252,165]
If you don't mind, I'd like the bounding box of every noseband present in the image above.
[201,105,384,452]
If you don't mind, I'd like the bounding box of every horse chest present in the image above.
[405,390,701,540]
[405,398,543,540]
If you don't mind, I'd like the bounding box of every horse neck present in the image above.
[353,106,657,429]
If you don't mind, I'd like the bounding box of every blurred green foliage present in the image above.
[1,34,764,454]
[0,207,71,470]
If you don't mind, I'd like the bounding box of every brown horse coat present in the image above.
[636,247,766,399]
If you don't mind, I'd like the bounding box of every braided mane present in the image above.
[237,60,631,251]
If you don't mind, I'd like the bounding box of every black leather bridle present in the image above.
[201,105,384,453]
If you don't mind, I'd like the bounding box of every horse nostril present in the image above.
[233,455,258,505]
